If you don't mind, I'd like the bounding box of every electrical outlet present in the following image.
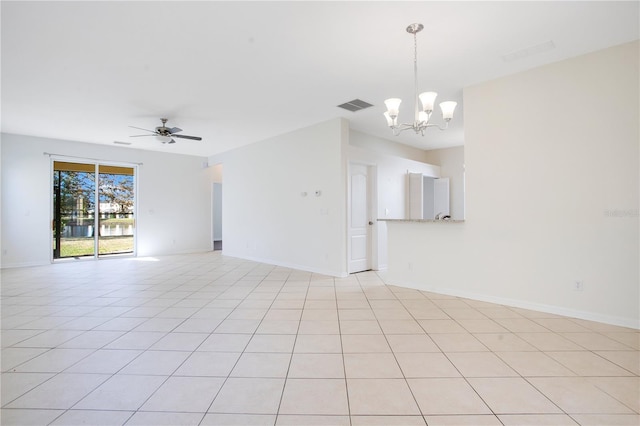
[574,281,584,291]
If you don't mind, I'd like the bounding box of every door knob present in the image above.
[368,221,374,225]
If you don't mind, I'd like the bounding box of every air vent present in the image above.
[337,99,374,112]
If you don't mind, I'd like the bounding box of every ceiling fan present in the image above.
[129,118,202,144]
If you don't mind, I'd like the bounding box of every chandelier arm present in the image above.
[425,122,451,131]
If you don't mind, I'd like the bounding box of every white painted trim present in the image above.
[388,278,640,330]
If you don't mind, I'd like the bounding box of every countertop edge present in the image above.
[378,219,465,224]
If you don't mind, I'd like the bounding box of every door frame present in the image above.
[347,162,378,273]
[49,156,139,262]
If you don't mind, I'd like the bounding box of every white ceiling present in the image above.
[2,1,638,157]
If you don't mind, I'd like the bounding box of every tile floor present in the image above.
[1,252,638,426]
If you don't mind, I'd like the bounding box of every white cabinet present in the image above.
[407,173,450,220]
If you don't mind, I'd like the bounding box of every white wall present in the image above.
[348,130,440,270]
[210,118,348,277]
[1,133,213,267]
[424,146,465,220]
[385,41,639,328]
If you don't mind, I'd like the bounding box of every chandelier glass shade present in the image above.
[384,23,457,136]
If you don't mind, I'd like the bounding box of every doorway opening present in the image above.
[52,161,136,260]
[348,163,376,273]
[212,164,223,251]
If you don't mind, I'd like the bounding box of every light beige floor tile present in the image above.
[255,320,300,334]
[340,320,383,335]
[174,351,241,376]
[560,332,636,350]
[49,409,134,425]
[386,334,440,353]
[603,332,640,349]
[202,413,276,425]
[119,350,190,375]
[214,319,261,334]
[430,333,489,352]
[1,372,56,405]
[5,373,108,409]
[277,414,350,425]
[288,353,344,378]
[230,352,291,377]
[279,378,349,415]
[226,308,268,320]
[57,330,125,348]
[587,376,640,412]
[531,318,590,332]
[447,352,519,377]
[378,320,424,334]
[516,332,584,351]
[133,317,184,332]
[407,308,450,320]
[468,377,562,414]
[246,334,296,353]
[442,308,488,320]
[473,333,538,352]
[338,309,376,320]
[0,408,65,426]
[1,348,49,371]
[457,319,509,333]
[294,334,342,353]
[197,333,251,351]
[494,318,550,333]
[12,348,94,373]
[302,309,339,321]
[595,350,640,375]
[418,320,468,334]
[74,374,166,410]
[344,353,403,378]
[141,376,224,412]
[209,378,285,414]
[11,330,84,349]
[64,349,141,374]
[407,378,492,415]
[173,318,222,333]
[498,414,578,425]
[396,352,461,378]
[570,414,640,425]
[348,379,421,415]
[341,334,391,353]
[425,415,503,425]
[263,309,302,320]
[547,351,634,376]
[128,411,206,425]
[373,309,413,320]
[103,331,166,350]
[351,415,426,425]
[299,320,340,334]
[528,377,634,414]
[495,351,576,376]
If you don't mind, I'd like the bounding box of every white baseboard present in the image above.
[389,278,640,330]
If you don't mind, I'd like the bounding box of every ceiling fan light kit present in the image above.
[384,23,457,137]
[129,118,203,144]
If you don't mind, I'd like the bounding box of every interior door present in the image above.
[348,164,371,273]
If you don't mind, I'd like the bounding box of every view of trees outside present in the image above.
[53,164,135,258]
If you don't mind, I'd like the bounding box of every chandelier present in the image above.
[384,23,457,136]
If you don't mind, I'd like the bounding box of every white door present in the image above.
[348,164,372,273]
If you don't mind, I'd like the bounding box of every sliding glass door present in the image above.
[53,161,136,259]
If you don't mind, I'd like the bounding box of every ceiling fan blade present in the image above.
[172,134,202,141]
[129,125,157,133]
[168,138,176,144]
[168,127,183,134]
